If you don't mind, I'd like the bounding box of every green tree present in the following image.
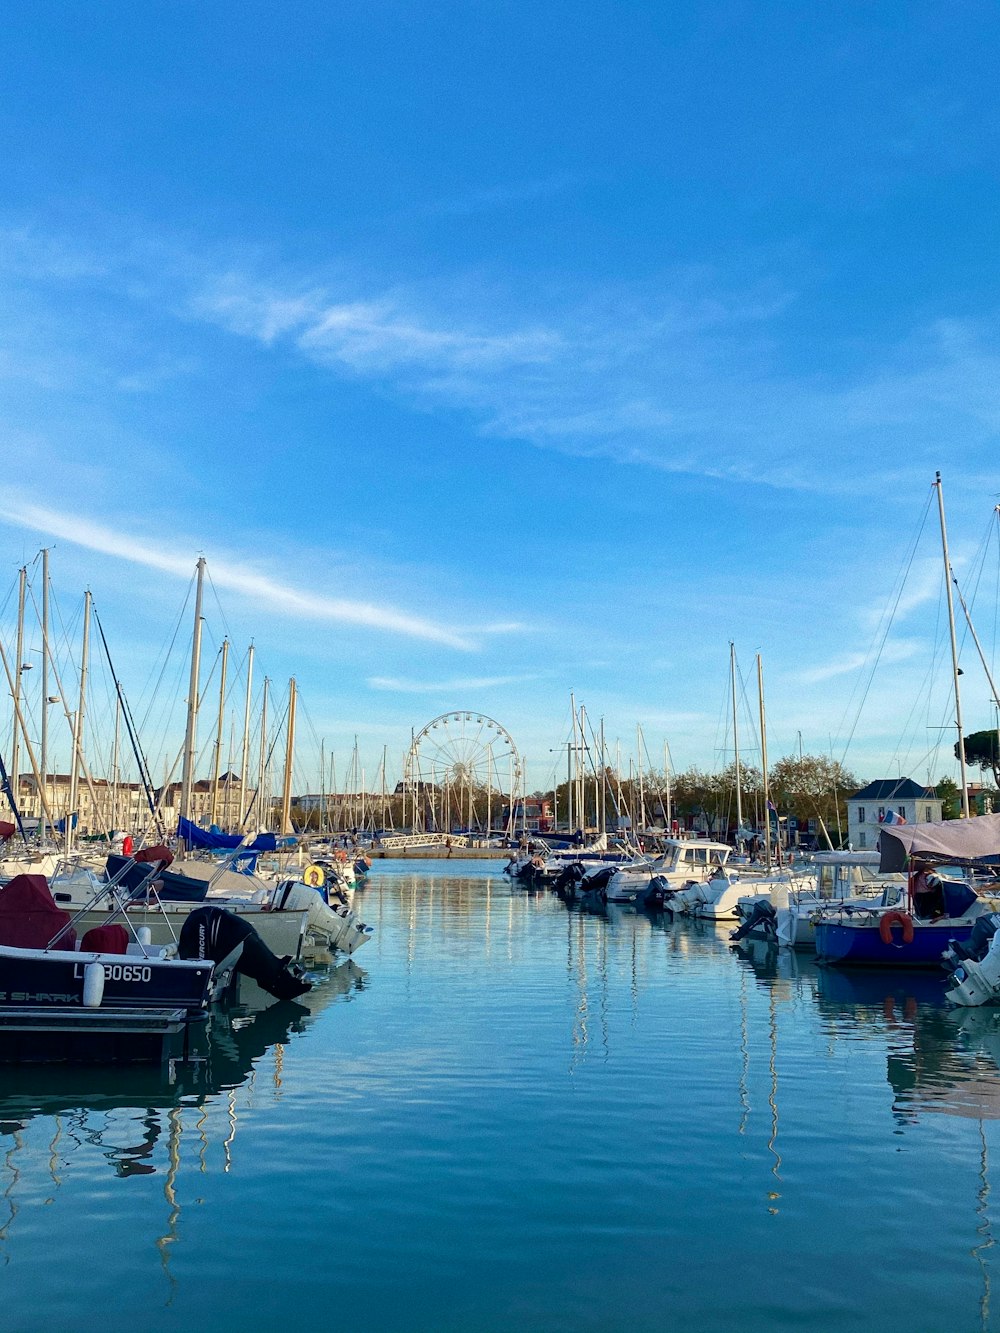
[956,730,1000,788]
[935,776,961,819]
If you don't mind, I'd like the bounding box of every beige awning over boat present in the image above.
[879,812,1000,872]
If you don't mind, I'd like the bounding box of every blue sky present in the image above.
[1,0,999,798]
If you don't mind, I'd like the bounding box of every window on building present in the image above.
[925,807,932,821]
[859,831,866,847]
[877,807,885,821]
[857,807,865,823]
[898,806,906,818]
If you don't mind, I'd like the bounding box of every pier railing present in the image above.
[377,833,472,849]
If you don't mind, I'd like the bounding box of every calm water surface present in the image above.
[4,860,1000,1332]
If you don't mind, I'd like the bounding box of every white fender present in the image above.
[83,961,105,1008]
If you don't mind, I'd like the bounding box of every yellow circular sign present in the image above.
[303,863,326,887]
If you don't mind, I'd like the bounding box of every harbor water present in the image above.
[4,860,1000,1332]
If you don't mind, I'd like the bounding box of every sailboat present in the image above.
[813,474,994,968]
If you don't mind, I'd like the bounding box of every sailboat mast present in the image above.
[67,589,91,853]
[637,723,646,834]
[110,691,121,833]
[730,641,743,840]
[319,739,326,835]
[10,566,25,817]
[663,739,672,833]
[936,472,971,817]
[239,643,254,829]
[210,638,229,828]
[179,557,206,826]
[40,548,49,840]
[256,677,269,830]
[600,717,607,836]
[758,653,772,869]
[280,677,296,836]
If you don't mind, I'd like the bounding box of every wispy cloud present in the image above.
[193,279,561,375]
[367,673,540,693]
[420,172,581,217]
[187,260,1000,495]
[791,638,923,685]
[0,496,481,650]
[6,220,1000,497]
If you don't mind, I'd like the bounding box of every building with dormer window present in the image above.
[846,778,942,850]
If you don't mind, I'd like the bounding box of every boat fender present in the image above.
[136,926,152,946]
[879,910,915,947]
[83,960,105,1008]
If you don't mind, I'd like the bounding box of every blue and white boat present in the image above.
[813,879,983,967]
[813,811,1000,967]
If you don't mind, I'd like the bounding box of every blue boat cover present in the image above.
[177,817,278,852]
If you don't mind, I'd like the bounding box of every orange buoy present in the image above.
[879,910,915,946]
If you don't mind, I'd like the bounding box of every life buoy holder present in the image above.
[335,849,348,863]
[880,910,915,947]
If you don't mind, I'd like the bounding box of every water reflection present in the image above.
[0,957,366,1296]
[731,937,1000,1133]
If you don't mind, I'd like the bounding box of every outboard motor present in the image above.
[179,906,312,1001]
[944,914,1000,970]
[581,865,617,900]
[944,913,1000,1008]
[646,875,672,910]
[730,899,778,944]
[553,862,586,899]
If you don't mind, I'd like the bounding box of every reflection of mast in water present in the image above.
[766,985,782,1215]
[569,910,589,1069]
[0,1130,23,1250]
[156,1105,183,1307]
[197,1105,210,1175]
[566,906,611,1069]
[738,968,750,1136]
[46,1115,64,1200]
[973,1120,994,1333]
[224,1089,239,1172]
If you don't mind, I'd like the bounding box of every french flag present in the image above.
[881,809,907,826]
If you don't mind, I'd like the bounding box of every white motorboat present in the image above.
[609,838,733,909]
[0,864,313,1064]
[731,852,909,949]
[50,851,373,961]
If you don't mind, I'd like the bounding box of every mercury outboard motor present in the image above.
[179,907,312,1001]
[730,899,778,944]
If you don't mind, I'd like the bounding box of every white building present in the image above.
[846,779,942,850]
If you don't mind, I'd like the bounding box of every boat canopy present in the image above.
[878,812,1000,872]
[177,817,278,853]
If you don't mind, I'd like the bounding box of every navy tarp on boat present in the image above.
[176,817,278,852]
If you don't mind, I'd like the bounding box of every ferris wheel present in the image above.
[405,711,523,834]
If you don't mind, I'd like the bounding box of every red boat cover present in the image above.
[81,924,129,954]
[0,874,77,950]
[135,844,173,867]
[0,822,15,842]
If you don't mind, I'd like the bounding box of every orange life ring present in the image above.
[879,910,915,946]
[335,849,348,862]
